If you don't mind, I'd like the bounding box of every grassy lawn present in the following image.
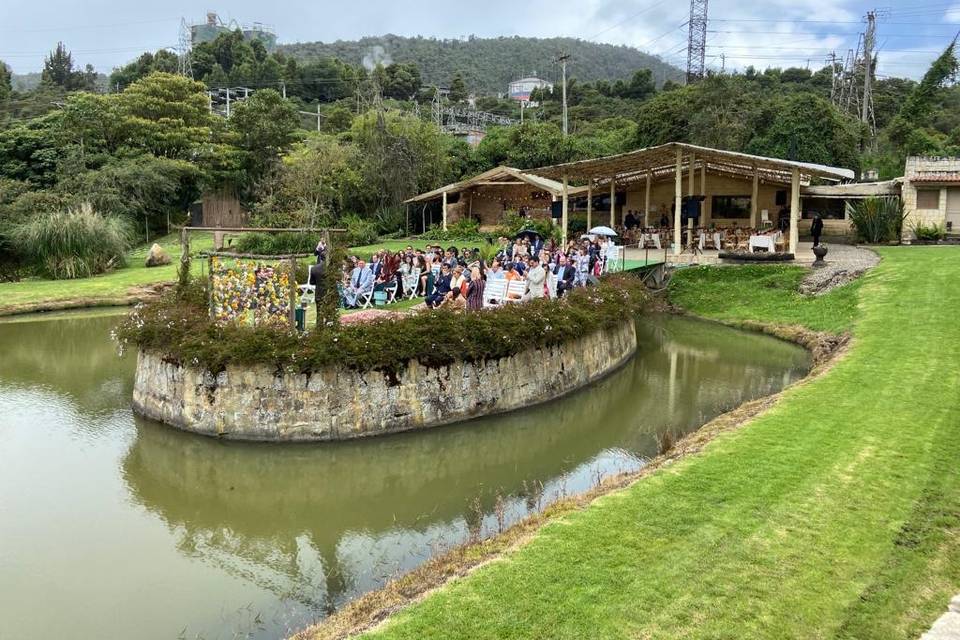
[0,233,214,313]
[350,247,960,640]
[669,264,863,334]
[0,234,436,314]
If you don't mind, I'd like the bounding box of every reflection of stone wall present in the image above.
[132,321,637,441]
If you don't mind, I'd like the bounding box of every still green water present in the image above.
[0,310,809,640]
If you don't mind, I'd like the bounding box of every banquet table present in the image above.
[749,234,776,253]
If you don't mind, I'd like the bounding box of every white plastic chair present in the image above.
[402,268,421,299]
[298,283,315,305]
[504,280,526,303]
[483,279,507,307]
[546,273,558,299]
[605,246,622,273]
[357,288,374,309]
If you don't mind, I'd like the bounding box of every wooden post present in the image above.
[288,257,298,327]
[688,153,695,197]
[751,166,759,227]
[609,177,616,227]
[178,226,191,289]
[442,191,448,231]
[790,167,800,255]
[644,171,651,228]
[561,174,569,247]
[674,149,682,255]
[700,163,706,195]
[206,255,214,320]
[586,182,593,231]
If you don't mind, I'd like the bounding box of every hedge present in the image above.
[115,276,649,376]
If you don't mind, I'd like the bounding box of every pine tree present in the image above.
[41,42,83,90]
[0,60,11,101]
[449,73,468,102]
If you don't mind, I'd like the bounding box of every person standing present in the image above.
[523,258,546,302]
[466,267,485,311]
[811,214,824,248]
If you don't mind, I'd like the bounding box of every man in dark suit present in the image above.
[426,264,453,308]
[553,256,576,297]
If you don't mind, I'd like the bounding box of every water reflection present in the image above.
[120,316,810,629]
[0,311,809,640]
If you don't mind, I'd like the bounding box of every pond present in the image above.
[0,309,810,640]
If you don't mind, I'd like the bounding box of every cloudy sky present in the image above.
[1,0,957,79]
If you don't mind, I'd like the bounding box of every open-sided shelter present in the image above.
[531,142,855,255]
[405,166,587,231]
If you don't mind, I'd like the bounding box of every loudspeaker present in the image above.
[775,190,787,206]
[551,201,562,219]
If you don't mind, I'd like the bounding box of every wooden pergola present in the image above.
[405,166,588,230]
[531,142,855,255]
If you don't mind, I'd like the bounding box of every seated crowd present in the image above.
[337,235,619,311]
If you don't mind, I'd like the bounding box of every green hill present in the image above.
[279,35,684,95]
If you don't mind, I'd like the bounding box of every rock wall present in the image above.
[132,320,637,442]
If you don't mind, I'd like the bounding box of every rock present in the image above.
[144,243,171,268]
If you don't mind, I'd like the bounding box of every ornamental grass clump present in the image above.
[12,203,134,279]
[848,197,907,244]
[116,275,649,376]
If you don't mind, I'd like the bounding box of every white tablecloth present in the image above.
[640,233,661,249]
[749,235,776,252]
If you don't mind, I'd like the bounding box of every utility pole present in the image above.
[225,88,231,118]
[686,0,709,84]
[281,81,286,99]
[558,52,571,136]
[861,10,876,126]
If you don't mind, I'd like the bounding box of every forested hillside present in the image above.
[279,35,684,94]
[1,35,958,283]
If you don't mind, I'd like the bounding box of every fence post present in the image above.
[288,256,298,327]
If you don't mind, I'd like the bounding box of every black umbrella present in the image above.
[513,228,543,242]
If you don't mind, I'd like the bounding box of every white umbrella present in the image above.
[588,226,618,237]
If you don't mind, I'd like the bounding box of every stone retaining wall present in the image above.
[132,320,637,441]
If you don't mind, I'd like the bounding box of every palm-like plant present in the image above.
[848,197,907,244]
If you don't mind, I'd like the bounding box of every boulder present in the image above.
[144,243,171,268]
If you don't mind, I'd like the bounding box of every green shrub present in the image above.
[419,218,492,243]
[848,197,907,244]
[232,232,318,255]
[116,275,649,375]
[341,214,380,246]
[11,203,134,279]
[910,220,946,241]
[496,213,561,243]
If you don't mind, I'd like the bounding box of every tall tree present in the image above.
[228,88,300,182]
[117,72,213,159]
[41,42,83,90]
[449,73,468,102]
[0,61,11,102]
[888,40,959,148]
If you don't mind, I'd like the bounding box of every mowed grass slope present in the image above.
[356,247,960,639]
[0,232,214,312]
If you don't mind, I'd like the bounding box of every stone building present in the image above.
[901,156,960,236]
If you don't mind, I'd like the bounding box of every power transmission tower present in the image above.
[826,52,839,104]
[178,18,193,79]
[558,52,571,136]
[685,0,709,84]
